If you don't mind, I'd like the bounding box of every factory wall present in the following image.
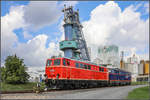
[144,61,149,75]
[123,63,133,72]
[138,60,149,75]
[122,60,149,82]
[138,63,144,75]
[97,45,120,68]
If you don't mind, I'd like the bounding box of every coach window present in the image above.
[112,70,114,73]
[114,70,116,73]
[88,65,91,70]
[54,59,60,65]
[108,70,111,73]
[63,59,66,66]
[116,71,119,74]
[47,60,52,66]
[75,63,79,68]
[120,72,123,75]
[120,71,122,74]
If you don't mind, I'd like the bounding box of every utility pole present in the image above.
[120,51,124,69]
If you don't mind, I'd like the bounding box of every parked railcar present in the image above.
[108,68,131,86]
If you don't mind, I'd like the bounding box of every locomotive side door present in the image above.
[66,59,71,79]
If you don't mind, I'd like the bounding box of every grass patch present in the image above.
[1,82,45,92]
[127,86,150,99]
[131,81,149,85]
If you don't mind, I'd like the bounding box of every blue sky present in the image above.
[1,1,149,66]
[2,1,148,40]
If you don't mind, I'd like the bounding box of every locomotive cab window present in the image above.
[54,59,60,65]
[47,60,52,66]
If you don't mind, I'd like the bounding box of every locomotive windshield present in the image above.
[54,59,61,65]
[47,60,52,66]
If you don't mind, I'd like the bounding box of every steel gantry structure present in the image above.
[59,5,90,61]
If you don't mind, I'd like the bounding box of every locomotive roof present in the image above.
[108,68,131,73]
[48,57,105,67]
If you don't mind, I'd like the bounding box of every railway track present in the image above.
[1,88,69,94]
[1,84,139,94]
[1,90,34,94]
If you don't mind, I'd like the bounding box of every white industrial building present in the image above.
[96,45,120,68]
[93,58,103,65]
[127,54,139,77]
[138,63,144,75]
[26,67,45,82]
[123,54,139,82]
[88,47,92,60]
[127,54,138,64]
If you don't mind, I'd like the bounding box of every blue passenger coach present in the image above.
[108,68,131,86]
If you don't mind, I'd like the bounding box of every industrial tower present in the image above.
[59,5,90,61]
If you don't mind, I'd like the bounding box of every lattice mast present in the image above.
[59,5,90,61]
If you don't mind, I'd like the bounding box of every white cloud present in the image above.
[82,1,149,60]
[1,5,25,63]
[83,1,121,46]
[13,34,59,66]
[1,2,62,67]
[60,1,78,7]
[144,2,149,14]
[23,1,61,31]
[138,53,149,61]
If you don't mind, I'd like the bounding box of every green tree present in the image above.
[3,54,30,84]
[0,66,7,82]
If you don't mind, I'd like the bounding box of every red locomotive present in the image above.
[44,57,131,89]
[45,57,109,89]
